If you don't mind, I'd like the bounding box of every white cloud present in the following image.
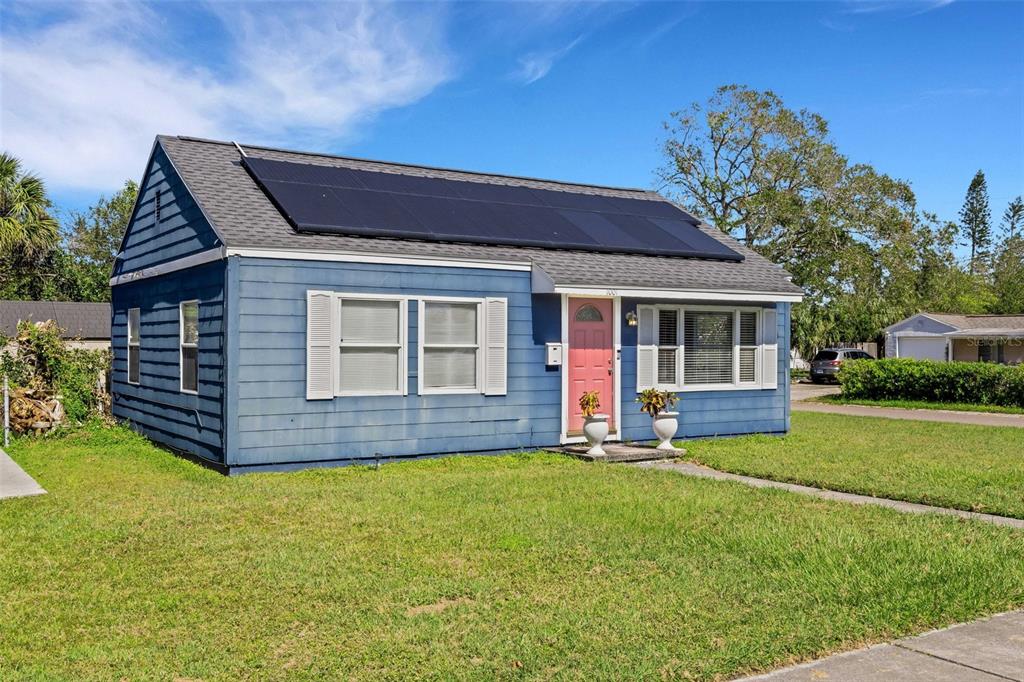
[512,35,583,85]
[0,1,453,191]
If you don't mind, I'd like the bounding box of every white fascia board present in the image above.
[889,331,950,337]
[109,247,225,286]
[224,247,532,272]
[549,285,803,303]
[883,313,958,333]
[945,330,1024,338]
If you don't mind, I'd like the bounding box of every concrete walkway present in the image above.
[792,399,1024,429]
[742,610,1024,681]
[0,448,46,500]
[636,460,1024,529]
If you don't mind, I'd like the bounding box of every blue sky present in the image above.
[1,0,1022,234]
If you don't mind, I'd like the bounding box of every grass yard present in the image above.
[815,394,1024,415]
[688,411,1024,518]
[2,425,1023,680]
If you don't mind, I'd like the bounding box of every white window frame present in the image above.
[127,307,140,385]
[643,304,763,392]
[335,293,409,398]
[652,307,682,390]
[736,309,760,386]
[418,296,486,395]
[179,300,199,395]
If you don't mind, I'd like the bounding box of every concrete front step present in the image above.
[548,443,683,463]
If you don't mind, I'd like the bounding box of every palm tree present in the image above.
[0,152,59,254]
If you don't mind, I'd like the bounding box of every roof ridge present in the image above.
[168,135,658,197]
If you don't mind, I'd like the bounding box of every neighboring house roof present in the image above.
[157,135,803,296]
[0,301,111,339]
[923,313,1024,331]
[885,312,1024,335]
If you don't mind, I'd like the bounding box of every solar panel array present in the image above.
[242,156,743,261]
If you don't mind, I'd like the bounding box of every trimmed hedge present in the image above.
[838,358,1024,408]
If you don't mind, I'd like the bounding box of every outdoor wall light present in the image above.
[625,310,638,327]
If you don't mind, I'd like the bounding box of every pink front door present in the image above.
[568,297,614,434]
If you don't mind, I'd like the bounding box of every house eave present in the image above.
[543,284,803,303]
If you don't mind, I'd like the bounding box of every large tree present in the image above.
[0,175,137,303]
[958,170,992,274]
[1001,195,1023,240]
[0,152,59,255]
[658,85,934,356]
[991,196,1024,314]
[63,180,139,300]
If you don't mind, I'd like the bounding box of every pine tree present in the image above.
[1001,195,1023,240]
[959,170,992,274]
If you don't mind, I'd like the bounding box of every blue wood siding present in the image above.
[113,144,220,276]
[111,260,226,462]
[618,299,790,441]
[230,258,561,467]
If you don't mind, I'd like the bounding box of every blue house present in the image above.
[110,136,803,474]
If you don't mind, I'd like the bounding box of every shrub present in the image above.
[838,358,1024,407]
[1,320,111,424]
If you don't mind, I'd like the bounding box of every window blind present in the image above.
[422,301,479,391]
[684,311,733,385]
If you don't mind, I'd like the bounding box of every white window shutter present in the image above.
[306,290,335,400]
[761,307,778,389]
[636,305,656,391]
[484,297,507,395]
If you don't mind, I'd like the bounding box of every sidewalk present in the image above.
[742,610,1024,681]
[791,400,1024,429]
[0,448,46,500]
[636,460,1024,529]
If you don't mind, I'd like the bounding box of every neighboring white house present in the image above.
[883,313,1024,364]
[0,301,111,351]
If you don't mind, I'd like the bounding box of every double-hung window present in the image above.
[180,301,199,394]
[683,310,735,386]
[127,307,140,385]
[638,305,776,391]
[737,311,759,384]
[337,296,406,396]
[656,309,680,386]
[305,291,506,400]
[421,300,481,393]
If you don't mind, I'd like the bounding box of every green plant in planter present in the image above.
[636,388,679,417]
[579,390,601,418]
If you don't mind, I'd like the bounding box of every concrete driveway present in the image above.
[0,449,46,500]
[790,381,841,402]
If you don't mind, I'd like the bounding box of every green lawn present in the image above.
[815,394,1024,415]
[2,425,1023,680]
[688,411,1024,518]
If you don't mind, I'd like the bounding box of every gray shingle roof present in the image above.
[925,313,1024,331]
[0,301,110,339]
[158,135,802,296]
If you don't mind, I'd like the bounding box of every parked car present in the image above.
[809,348,875,383]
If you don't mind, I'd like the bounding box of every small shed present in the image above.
[109,136,803,474]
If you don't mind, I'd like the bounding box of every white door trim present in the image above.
[559,294,621,445]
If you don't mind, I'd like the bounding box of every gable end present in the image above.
[113,141,223,278]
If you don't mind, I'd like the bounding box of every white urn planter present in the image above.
[583,414,610,455]
[652,411,679,451]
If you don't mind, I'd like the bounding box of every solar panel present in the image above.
[242,156,743,261]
